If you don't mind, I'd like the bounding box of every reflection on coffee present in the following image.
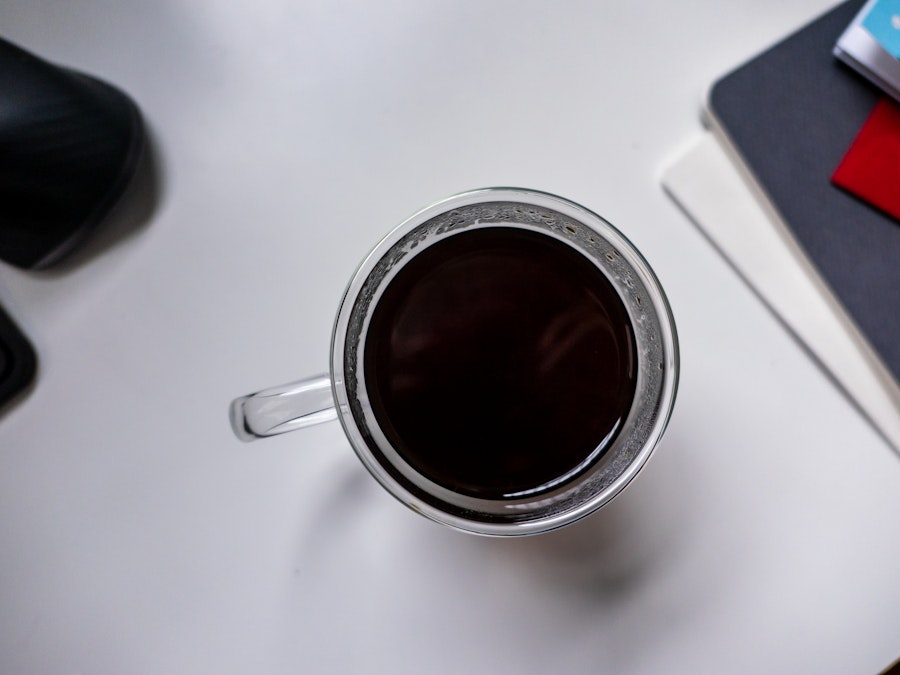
[364,226,636,500]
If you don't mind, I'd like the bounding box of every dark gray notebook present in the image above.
[708,0,900,385]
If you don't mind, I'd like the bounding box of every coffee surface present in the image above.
[364,226,636,499]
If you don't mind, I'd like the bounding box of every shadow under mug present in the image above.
[230,188,679,536]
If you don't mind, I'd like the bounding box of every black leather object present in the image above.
[0,37,144,269]
[0,303,36,409]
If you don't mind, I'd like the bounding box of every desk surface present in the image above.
[1,1,898,673]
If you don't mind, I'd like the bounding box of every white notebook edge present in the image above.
[660,130,900,455]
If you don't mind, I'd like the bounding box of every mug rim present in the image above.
[329,187,679,536]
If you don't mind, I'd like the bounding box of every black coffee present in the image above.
[363,226,636,500]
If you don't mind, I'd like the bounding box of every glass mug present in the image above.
[230,188,679,536]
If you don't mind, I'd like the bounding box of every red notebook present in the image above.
[832,97,900,222]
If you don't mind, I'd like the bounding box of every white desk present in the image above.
[1,1,897,672]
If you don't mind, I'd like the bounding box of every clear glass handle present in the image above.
[230,374,336,441]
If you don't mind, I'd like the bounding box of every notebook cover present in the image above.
[707,0,900,385]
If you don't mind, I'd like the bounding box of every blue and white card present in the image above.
[862,0,900,58]
[834,0,900,103]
